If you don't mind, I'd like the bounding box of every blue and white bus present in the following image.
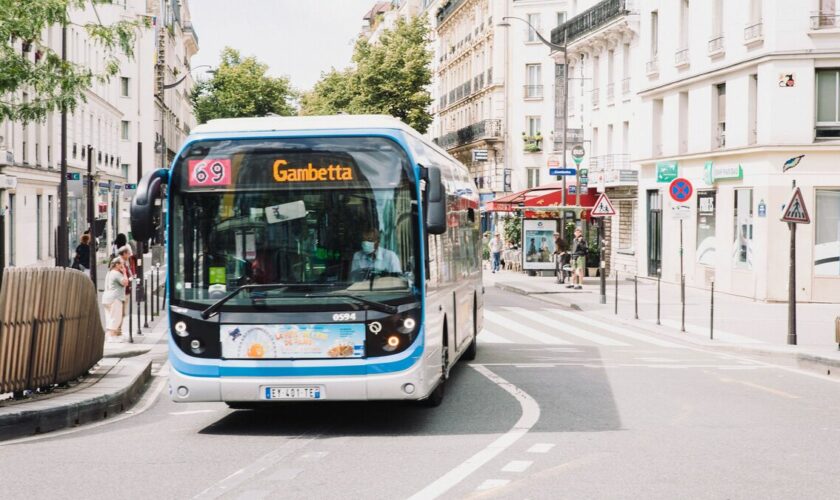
[131,115,483,407]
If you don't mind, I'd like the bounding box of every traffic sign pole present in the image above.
[788,222,797,345]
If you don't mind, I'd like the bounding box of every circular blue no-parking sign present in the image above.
[669,177,693,203]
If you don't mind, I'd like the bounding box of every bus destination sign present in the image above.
[273,159,354,183]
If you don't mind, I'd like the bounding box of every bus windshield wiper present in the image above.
[305,292,398,314]
[200,283,289,319]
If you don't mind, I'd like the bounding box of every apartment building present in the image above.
[551,0,640,275]
[631,0,840,302]
[0,0,198,269]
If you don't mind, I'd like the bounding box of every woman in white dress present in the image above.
[103,257,129,341]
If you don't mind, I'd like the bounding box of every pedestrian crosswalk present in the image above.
[480,306,687,349]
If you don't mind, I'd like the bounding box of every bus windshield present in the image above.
[169,136,420,311]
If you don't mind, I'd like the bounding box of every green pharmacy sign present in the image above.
[656,161,678,183]
[705,162,743,184]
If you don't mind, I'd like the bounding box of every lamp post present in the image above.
[158,65,213,169]
[498,17,568,206]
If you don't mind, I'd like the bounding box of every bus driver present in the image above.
[351,228,401,276]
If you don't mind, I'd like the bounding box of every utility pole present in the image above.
[87,145,97,288]
[58,23,69,267]
[559,28,568,207]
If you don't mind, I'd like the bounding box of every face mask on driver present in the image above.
[361,241,376,254]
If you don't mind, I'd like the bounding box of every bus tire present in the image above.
[422,378,445,407]
[462,300,478,361]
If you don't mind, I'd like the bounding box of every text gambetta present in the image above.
[272,159,354,182]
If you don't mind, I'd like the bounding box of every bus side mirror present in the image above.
[425,166,446,235]
[131,168,169,243]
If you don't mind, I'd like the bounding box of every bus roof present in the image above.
[192,115,423,138]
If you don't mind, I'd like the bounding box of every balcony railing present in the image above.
[606,83,615,102]
[674,48,689,67]
[646,58,659,75]
[436,0,467,25]
[590,153,631,171]
[524,85,544,99]
[744,22,763,43]
[621,77,631,95]
[551,0,630,46]
[592,87,600,107]
[811,11,840,29]
[708,36,724,55]
[433,119,503,150]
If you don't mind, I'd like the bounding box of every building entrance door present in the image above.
[647,189,662,276]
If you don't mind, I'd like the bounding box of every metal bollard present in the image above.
[136,278,143,335]
[710,281,715,340]
[656,273,661,326]
[25,319,40,392]
[143,277,149,328]
[156,264,162,313]
[52,315,65,385]
[128,281,134,343]
[614,271,618,315]
[634,275,639,320]
[681,274,686,333]
[152,270,157,319]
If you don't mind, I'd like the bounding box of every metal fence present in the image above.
[0,267,104,395]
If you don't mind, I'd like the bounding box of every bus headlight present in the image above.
[383,335,401,352]
[402,317,416,331]
[174,321,189,337]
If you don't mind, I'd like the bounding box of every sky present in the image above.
[189,0,375,92]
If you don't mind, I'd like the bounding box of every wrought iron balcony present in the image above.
[645,58,659,76]
[592,88,600,107]
[606,83,615,102]
[551,0,630,46]
[524,85,544,99]
[590,153,631,171]
[433,119,503,150]
[707,36,724,56]
[744,22,763,43]
[674,48,689,67]
[621,77,631,95]
[811,11,840,29]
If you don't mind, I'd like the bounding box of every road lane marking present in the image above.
[476,479,510,491]
[718,376,800,399]
[506,308,630,347]
[479,329,513,344]
[548,309,687,348]
[407,364,540,500]
[527,443,555,453]
[501,460,533,472]
[484,310,572,345]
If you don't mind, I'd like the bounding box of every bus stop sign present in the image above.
[571,145,585,165]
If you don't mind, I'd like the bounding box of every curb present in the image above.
[493,282,583,311]
[0,358,153,442]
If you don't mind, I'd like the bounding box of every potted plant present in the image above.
[586,248,600,277]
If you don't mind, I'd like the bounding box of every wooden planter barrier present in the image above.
[0,267,104,395]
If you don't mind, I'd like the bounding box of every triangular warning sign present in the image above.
[591,192,616,217]
[781,187,810,224]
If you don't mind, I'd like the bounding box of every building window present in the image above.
[8,193,15,266]
[527,168,540,189]
[48,195,54,258]
[526,13,541,42]
[36,194,42,260]
[697,191,717,266]
[650,11,659,57]
[525,63,542,98]
[816,69,840,138]
[712,0,724,36]
[557,12,566,27]
[714,83,726,148]
[748,74,758,144]
[527,116,541,136]
[121,77,130,97]
[815,189,840,276]
[121,120,130,141]
[618,200,635,251]
[733,188,753,269]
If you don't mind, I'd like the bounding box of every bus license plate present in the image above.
[264,386,323,400]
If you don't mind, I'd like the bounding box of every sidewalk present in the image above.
[487,268,840,368]
[0,312,169,442]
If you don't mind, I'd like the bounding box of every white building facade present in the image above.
[630,0,840,302]
[0,0,198,269]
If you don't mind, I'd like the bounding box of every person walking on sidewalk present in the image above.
[489,233,504,273]
[567,227,587,290]
[554,232,570,284]
[103,257,129,341]
[72,234,92,276]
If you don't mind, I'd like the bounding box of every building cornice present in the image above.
[635,142,840,166]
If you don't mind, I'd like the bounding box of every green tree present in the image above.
[302,15,433,133]
[191,47,296,123]
[0,0,141,123]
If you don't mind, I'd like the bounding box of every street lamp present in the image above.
[158,64,214,169]
[499,16,570,206]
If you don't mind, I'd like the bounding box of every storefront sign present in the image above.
[522,219,558,271]
[656,161,678,183]
[710,164,743,183]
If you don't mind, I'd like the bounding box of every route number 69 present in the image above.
[188,158,231,187]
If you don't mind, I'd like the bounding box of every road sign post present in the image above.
[590,193,615,305]
[669,177,694,332]
[571,145,585,207]
[781,186,811,345]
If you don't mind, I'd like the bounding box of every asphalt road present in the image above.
[2,286,840,499]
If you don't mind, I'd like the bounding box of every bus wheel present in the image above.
[462,301,478,361]
[422,378,445,407]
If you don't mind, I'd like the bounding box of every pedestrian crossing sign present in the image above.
[781,187,810,224]
[590,193,616,217]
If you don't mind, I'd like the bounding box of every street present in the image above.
[2,285,839,500]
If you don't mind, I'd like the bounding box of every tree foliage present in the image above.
[190,47,296,124]
[300,15,433,133]
[0,0,141,123]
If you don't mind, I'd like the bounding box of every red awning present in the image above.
[484,182,598,213]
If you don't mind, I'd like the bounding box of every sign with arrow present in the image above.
[590,192,616,217]
[781,187,810,224]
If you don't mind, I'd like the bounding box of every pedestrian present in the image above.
[102,257,129,341]
[72,234,92,276]
[117,245,136,293]
[489,233,503,273]
[112,233,127,259]
[567,227,587,290]
[554,232,570,284]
